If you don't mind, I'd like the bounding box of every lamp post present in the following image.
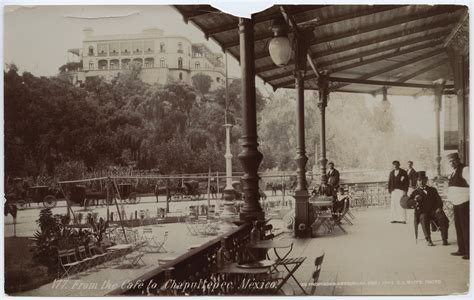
[220,51,238,223]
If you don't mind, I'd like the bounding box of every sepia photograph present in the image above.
[2,2,471,297]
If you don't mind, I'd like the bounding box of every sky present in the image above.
[3,4,440,138]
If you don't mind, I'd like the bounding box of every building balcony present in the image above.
[98,52,108,57]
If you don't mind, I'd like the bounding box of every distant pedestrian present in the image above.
[406,161,417,196]
[447,153,469,260]
[388,160,408,224]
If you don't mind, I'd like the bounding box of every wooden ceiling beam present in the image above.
[255,19,451,62]
[262,34,445,82]
[297,5,406,28]
[308,6,460,46]
[396,60,449,83]
[331,48,447,90]
[276,77,454,89]
[314,19,454,58]
[329,43,445,74]
[205,5,330,37]
[329,77,455,89]
[224,5,453,49]
[371,60,449,95]
[273,47,446,89]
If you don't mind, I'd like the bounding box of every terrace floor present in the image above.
[284,206,470,296]
[13,206,470,296]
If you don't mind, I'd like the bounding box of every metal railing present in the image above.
[107,222,252,295]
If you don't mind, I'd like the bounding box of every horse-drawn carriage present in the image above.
[171,180,201,201]
[10,185,59,210]
[67,182,140,207]
[5,178,59,210]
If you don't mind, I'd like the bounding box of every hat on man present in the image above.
[417,171,427,180]
[392,160,400,165]
[447,152,460,160]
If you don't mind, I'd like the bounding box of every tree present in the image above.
[191,73,212,97]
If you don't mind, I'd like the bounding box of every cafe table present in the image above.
[106,244,134,264]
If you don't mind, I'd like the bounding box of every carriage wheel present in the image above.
[172,193,183,201]
[128,192,138,204]
[17,200,27,210]
[102,198,114,206]
[43,195,57,208]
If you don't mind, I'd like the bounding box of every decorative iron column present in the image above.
[293,31,311,238]
[433,79,445,178]
[238,18,264,221]
[317,75,330,191]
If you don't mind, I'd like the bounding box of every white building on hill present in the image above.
[67,27,226,90]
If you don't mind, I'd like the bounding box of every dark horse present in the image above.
[266,182,286,196]
[4,199,18,219]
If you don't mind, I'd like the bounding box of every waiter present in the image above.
[409,171,449,246]
[447,153,469,260]
[407,161,417,196]
[388,160,408,224]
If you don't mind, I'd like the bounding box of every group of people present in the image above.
[388,153,469,260]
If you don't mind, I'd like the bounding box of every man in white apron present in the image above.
[447,153,469,260]
[388,160,408,223]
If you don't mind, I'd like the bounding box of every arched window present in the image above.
[177,42,183,53]
[179,72,183,80]
[160,58,166,68]
[89,61,94,69]
[178,57,183,69]
[88,46,94,56]
[195,62,200,69]
[145,58,154,68]
[216,77,220,83]
[160,42,166,53]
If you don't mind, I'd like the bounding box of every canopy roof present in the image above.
[174,4,468,96]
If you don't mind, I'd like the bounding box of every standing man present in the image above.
[327,162,343,213]
[407,161,417,196]
[388,160,408,224]
[447,153,469,260]
[327,162,340,191]
[409,171,449,246]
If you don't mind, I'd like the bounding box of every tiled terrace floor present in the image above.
[14,207,470,296]
[283,206,470,296]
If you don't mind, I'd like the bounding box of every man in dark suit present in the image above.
[406,161,417,195]
[409,171,449,246]
[327,162,343,214]
[327,162,340,191]
[388,160,408,224]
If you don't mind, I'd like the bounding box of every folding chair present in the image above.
[87,242,110,267]
[122,252,146,268]
[58,249,84,278]
[77,245,99,272]
[185,218,199,236]
[310,252,325,295]
[274,257,307,295]
[143,230,168,253]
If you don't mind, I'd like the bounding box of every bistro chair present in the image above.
[310,252,325,295]
[58,249,83,278]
